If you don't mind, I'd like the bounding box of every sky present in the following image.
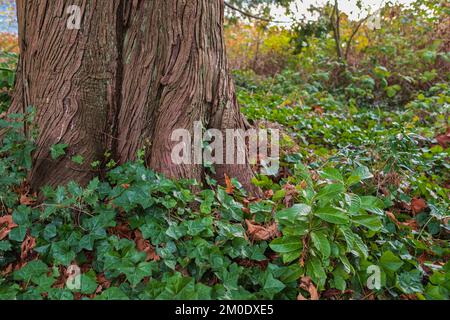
[271,0,416,24]
[0,0,418,34]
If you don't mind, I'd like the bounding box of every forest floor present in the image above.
[0,64,448,300]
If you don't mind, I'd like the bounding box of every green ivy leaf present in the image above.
[50,143,69,160]
[14,260,49,282]
[397,270,424,294]
[380,251,404,273]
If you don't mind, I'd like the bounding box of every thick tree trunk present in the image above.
[10,0,259,194]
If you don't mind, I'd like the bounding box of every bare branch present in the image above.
[224,1,275,23]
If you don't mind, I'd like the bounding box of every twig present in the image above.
[344,15,372,60]
[224,1,281,23]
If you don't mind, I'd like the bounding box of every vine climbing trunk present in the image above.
[9,0,259,195]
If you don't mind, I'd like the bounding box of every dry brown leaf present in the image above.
[436,128,450,148]
[96,273,111,290]
[245,220,279,241]
[264,189,274,199]
[313,106,324,115]
[134,230,160,261]
[283,183,298,207]
[298,276,319,300]
[0,215,18,240]
[224,174,234,194]
[402,219,419,230]
[20,193,36,206]
[386,211,400,226]
[0,264,13,276]
[20,234,36,260]
[109,222,132,239]
[411,198,427,214]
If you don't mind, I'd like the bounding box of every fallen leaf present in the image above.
[283,183,298,207]
[0,215,18,240]
[245,220,279,241]
[436,128,450,148]
[224,174,234,194]
[134,230,160,261]
[313,106,324,115]
[401,219,419,230]
[298,276,319,300]
[386,211,400,226]
[20,193,36,206]
[0,264,13,276]
[264,189,274,199]
[20,234,36,260]
[96,273,111,291]
[108,222,132,239]
[411,198,427,214]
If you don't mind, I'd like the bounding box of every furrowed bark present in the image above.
[10,0,259,195]
[10,0,121,190]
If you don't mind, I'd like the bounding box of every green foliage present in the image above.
[0,0,448,301]
[0,106,448,300]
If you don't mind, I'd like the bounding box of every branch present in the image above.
[224,1,274,23]
[344,14,372,60]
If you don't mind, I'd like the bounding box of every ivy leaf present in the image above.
[397,270,424,294]
[0,240,12,251]
[263,272,286,297]
[14,260,49,282]
[71,155,85,165]
[380,251,404,273]
[12,205,31,226]
[79,271,99,295]
[8,225,27,242]
[94,287,129,300]
[50,143,69,160]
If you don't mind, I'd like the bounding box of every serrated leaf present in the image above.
[269,236,302,253]
[315,207,350,224]
[311,231,331,260]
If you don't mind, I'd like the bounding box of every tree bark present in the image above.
[9,0,259,194]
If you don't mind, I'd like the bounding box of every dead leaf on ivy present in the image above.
[0,215,18,240]
[224,174,234,194]
[0,264,13,276]
[436,128,450,148]
[313,106,324,115]
[283,183,298,207]
[402,219,419,230]
[134,230,160,262]
[386,211,400,226]
[96,273,112,292]
[245,219,279,241]
[20,193,36,206]
[20,234,36,260]
[297,276,319,300]
[411,198,427,214]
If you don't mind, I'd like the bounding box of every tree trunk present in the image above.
[9,0,259,194]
